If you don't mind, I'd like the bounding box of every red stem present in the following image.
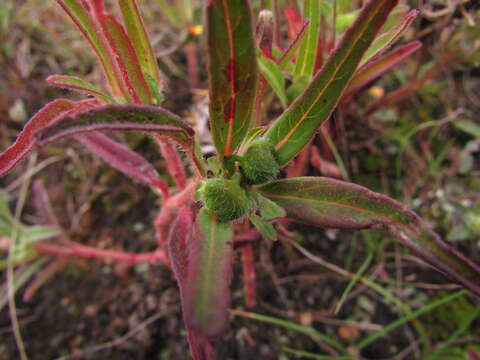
[156,136,187,189]
[35,242,169,265]
[241,243,256,308]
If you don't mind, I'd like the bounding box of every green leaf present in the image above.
[119,0,162,87]
[293,0,320,79]
[258,177,480,297]
[258,57,287,107]
[184,209,234,338]
[47,75,115,103]
[360,9,419,67]
[206,0,258,157]
[250,213,277,240]
[56,0,121,96]
[257,194,286,220]
[455,120,480,139]
[266,0,398,166]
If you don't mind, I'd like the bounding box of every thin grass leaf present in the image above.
[206,0,258,157]
[293,0,320,79]
[424,306,480,360]
[258,177,480,296]
[345,41,422,97]
[266,0,398,166]
[118,0,162,85]
[55,0,121,96]
[184,209,234,338]
[355,290,467,350]
[283,347,353,360]
[360,9,419,67]
[47,75,115,103]
[230,309,344,351]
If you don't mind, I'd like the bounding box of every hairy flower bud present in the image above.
[241,138,279,184]
[203,178,249,221]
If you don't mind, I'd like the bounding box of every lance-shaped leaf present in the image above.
[345,41,422,97]
[118,0,162,86]
[277,19,309,70]
[360,9,419,67]
[55,0,120,96]
[206,0,258,157]
[293,0,320,79]
[37,104,194,146]
[265,0,398,166]
[47,75,115,103]
[184,208,234,338]
[76,133,169,196]
[93,9,153,104]
[258,177,480,296]
[0,103,194,177]
[0,99,76,176]
[168,207,214,360]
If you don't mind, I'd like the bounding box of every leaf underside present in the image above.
[206,0,258,157]
[258,177,480,297]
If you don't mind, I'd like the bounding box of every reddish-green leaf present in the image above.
[37,104,194,146]
[184,208,234,338]
[0,103,194,177]
[77,133,169,195]
[265,0,398,166]
[47,74,115,103]
[258,177,480,296]
[94,10,153,104]
[206,0,258,157]
[118,0,162,86]
[55,0,120,96]
[360,9,419,67]
[0,99,76,176]
[345,41,422,97]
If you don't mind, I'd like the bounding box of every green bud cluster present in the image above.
[241,138,279,184]
[203,178,249,222]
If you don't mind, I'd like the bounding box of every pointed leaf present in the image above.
[37,104,194,147]
[94,10,153,104]
[258,177,480,296]
[118,0,162,86]
[55,0,120,96]
[184,208,234,338]
[293,0,320,79]
[0,103,194,177]
[360,9,419,66]
[47,74,115,103]
[76,133,168,194]
[206,0,258,157]
[265,0,398,166]
[277,19,310,70]
[0,99,76,176]
[250,214,277,240]
[258,57,287,107]
[345,41,422,96]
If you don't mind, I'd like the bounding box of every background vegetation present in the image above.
[1,0,479,359]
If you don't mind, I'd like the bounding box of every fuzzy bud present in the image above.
[203,178,249,222]
[241,138,279,184]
